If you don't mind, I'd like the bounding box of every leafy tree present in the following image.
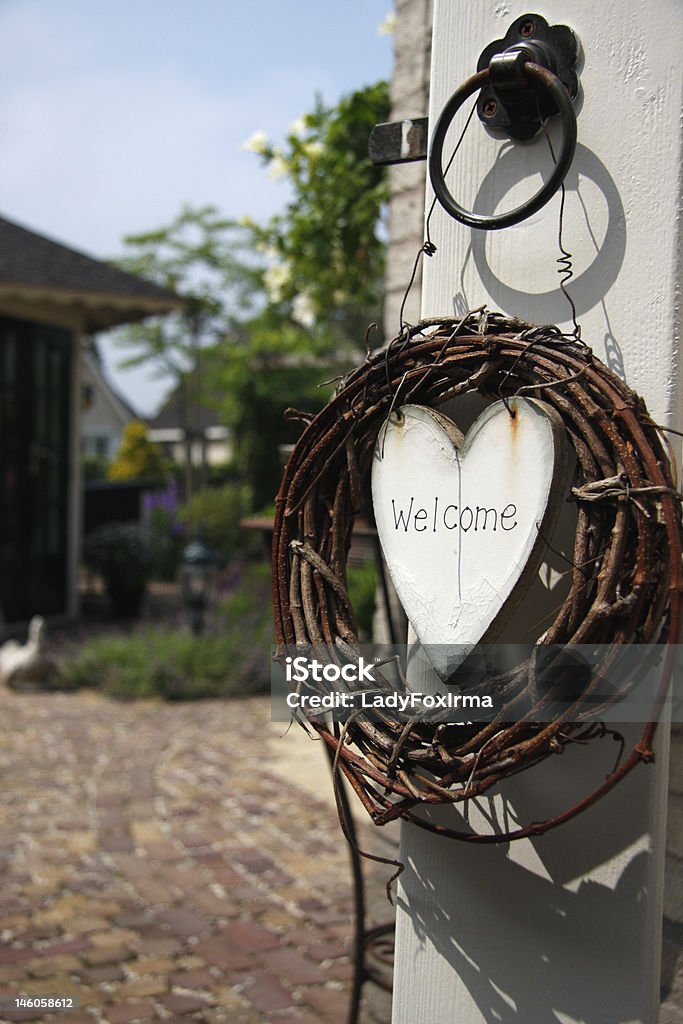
[218,80,391,505]
[208,333,330,509]
[113,203,262,379]
[111,82,390,509]
[242,80,390,342]
[112,204,262,498]
[108,420,168,482]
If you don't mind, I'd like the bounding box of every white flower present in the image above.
[292,292,317,329]
[264,261,292,303]
[267,151,289,180]
[377,11,396,36]
[240,130,269,154]
[289,115,307,138]
[301,140,323,160]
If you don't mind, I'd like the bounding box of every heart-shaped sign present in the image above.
[372,398,566,678]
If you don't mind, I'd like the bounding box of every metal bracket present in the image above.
[368,117,429,167]
[368,12,580,165]
[477,14,580,140]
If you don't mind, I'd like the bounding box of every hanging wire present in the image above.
[542,122,582,340]
[382,100,481,425]
[397,99,478,337]
[391,92,583,420]
[395,91,582,342]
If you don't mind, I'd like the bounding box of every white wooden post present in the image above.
[391,3,683,1023]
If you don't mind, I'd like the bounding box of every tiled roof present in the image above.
[149,379,223,430]
[0,214,183,330]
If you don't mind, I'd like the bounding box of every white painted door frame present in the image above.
[391,3,682,1022]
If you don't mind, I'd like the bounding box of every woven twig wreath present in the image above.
[272,312,682,842]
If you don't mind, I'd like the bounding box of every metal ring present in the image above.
[428,63,577,231]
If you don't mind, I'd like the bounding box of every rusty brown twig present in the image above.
[271,313,682,844]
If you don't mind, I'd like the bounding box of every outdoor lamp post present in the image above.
[179,534,217,635]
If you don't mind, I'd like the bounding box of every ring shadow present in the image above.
[452,142,628,378]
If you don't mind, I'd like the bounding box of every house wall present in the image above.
[384,0,682,996]
[68,329,82,621]
[148,427,232,468]
[80,352,132,462]
[384,0,433,343]
[0,303,82,627]
[81,356,127,460]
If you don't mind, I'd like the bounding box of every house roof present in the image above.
[0,214,184,330]
[149,378,223,432]
[82,347,140,424]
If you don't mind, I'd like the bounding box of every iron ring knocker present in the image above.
[429,62,577,231]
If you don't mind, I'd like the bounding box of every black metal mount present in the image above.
[369,13,581,230]
[368,12,580,161]
[428,61,577,230]
[476,13,579,140]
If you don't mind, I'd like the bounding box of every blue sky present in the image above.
[0,1,394,412]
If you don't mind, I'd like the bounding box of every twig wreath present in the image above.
[272,312,682,844]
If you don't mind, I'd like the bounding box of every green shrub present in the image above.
[108,420,168,483]
[82,454,111,481]
[84,521,152,579]
[84,521,153,617]
[144,482,185,580]
[178,484,258,563]
[62,562,273,700]
[148,507,186,580]
[206,460,242,487]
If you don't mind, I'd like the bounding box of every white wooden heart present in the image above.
[371,398,566,678]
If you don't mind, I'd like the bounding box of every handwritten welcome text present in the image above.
[390,497,518,534]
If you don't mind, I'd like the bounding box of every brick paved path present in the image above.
[0,691,393,1024]
[3,688,678,1024]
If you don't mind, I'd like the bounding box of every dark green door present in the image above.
[0,317,72,622]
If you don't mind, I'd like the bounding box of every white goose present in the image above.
[0,616,61,691]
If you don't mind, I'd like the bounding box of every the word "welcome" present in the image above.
[391,497,518,534]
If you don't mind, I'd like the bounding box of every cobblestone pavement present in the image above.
[2,688,680,1024]
[0,691,394,1024]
